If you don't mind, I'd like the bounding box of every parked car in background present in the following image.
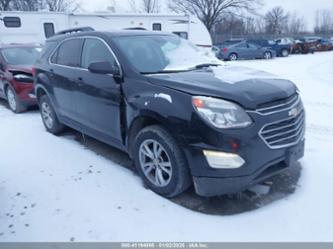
[316,39,333,51]
[217,41,276,61]
[275,37,302,54]
[0,43,41,113]
[247,39,291,57]
[296,37,318,54]
[214,39,244,49]
[34,30,305,197]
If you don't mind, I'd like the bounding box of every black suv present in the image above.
[34,30,305,197]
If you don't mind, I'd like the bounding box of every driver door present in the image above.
[74,37,123,143]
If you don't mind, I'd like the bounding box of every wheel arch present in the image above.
[126,113,176,158]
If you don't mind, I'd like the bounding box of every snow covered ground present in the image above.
[0,52,333,242]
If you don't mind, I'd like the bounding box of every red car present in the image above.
[0,43,41,113]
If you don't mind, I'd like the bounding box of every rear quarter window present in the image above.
[51,39,82,67]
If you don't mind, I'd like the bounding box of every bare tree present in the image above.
[10,0,42,11]
[128,0,160,13]
[142,0,160,13]
[287,12,306,35]
[169,0,262,33]
[44,0,80,12]
[314,9,333,34]
[0,0,13,10]
[265,6,289,35]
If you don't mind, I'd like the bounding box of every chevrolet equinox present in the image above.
[34,30,305,197]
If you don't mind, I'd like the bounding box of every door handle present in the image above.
[75,77,84,87]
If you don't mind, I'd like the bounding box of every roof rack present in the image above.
[54,26,95,36]
[123,27,147,31]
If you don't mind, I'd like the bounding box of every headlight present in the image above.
[13,74,34,83]
[192,96,252,129]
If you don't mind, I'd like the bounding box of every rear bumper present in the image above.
[192,140,305,197]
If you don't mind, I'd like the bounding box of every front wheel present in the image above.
[39,95,65,134]
[263,51,272,59]
[6,86,26,113]
[281,49,289,57]
[133,125,191,197]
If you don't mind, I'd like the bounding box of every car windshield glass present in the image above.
[112,35,220,74]
[1,47,41,65]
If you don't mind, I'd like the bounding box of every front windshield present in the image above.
[112,35,220,74]
[1,47,41,65]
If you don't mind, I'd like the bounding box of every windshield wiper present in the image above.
[141,69,190,75]
[193,63,221,69]
[141,64,221,75]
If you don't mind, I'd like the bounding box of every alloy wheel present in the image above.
[139,139,173,187]
[264,52,272,59]
[7,88,17,111]
[229,54,237,61]
[41,102,54,129]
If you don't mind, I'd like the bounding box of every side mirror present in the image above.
[88,61,120,76]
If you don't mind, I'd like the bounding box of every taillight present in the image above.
[223,47,228,52]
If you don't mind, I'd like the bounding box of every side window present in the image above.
[53,39,82,67]
[236,43,247,48]
[173,32,188,40]
[152,23,162,31]
[248,43,258,49]
[81,38,116,69]
[44,23,55,38]
[3,17,21,28]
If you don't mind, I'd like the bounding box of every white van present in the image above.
[0,11,212,48]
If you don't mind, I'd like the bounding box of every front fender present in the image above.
[124,81,195,146]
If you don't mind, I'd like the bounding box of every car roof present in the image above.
[47,30,175,42]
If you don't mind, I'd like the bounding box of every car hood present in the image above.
[6,65,33,74]
[147,65,297,109]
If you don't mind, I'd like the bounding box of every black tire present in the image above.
[133,125,192,197]
[39,95,64,134]
[263,51,272,59]
[6,86,26,113]
[228,53,238,61]
[281,49,289,57]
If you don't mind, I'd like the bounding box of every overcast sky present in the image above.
[82,0,333,30]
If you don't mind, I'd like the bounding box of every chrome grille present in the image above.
[256,94,300,115]
[260,111,305,149]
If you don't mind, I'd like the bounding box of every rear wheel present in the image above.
[228,53,238,61]
[39,95,64,134]
[133,125,191,197]
[6,86,26,113]
[264,51,272,59]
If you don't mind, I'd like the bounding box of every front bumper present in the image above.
[180,99,305,197]
[12,81,37,106]
[193,139,304,197]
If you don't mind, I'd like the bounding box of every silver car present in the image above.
[217,41,277,61]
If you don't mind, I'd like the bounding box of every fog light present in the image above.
[203,150,245,169]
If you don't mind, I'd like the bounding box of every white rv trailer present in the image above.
[0,11,212,47]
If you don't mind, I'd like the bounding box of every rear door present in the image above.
[74,37,123,143]
[248,43,262,58]
[49,38,83,120]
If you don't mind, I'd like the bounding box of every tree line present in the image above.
[1,0,333,36]
[0,0,80,11]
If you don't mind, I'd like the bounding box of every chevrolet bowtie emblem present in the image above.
[289,107,300,118]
